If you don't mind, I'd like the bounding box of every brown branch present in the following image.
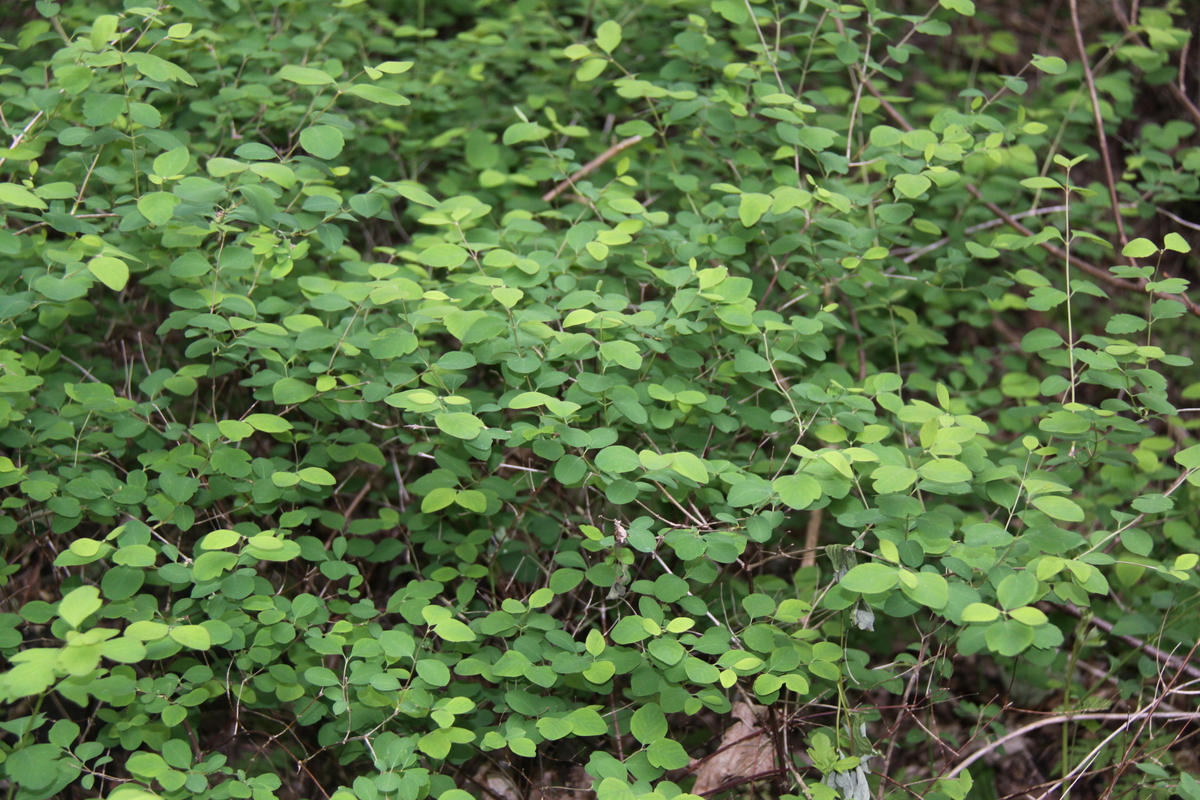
[1060,602,1200,680]
[858,77,1200,318]
[1111,0,1200,128]
[542,135,643,202]
[1070,0,1128,247]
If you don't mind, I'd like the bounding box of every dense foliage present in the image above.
[2,1,1200,799]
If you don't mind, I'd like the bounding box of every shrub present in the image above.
[1,2,1199,800]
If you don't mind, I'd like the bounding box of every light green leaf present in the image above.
[670,452,709,484]
[900,571,948,609]
[595,20,622,54]
[434,619,476,642]
[646,739,690,769]
[0,184,49,210]
[1031,54,1067,75]
[961,602,1001,622]
[59,585,102,629]
[422,487,458,513]
[871,465,917,494]
[773,473,821,509]
[939,0,975,15]
[894,174,932,198]
[199,529,242,550]
[297,467,336,485]
[436,412,486,440]
[1121,238,1158,258]
[245,413,292,432]
[87,256,129,291]
[738,193,772,227]
[1164,232,1191,253]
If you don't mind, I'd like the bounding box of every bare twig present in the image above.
[1070,0,1128,246]
[1060,602,1200,681]
[944,709,1200,779]
[541,135,643,201]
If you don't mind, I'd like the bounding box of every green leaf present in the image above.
[418,243,469,268]
[59,585,101,629]
[595,20,622,54]
[137,191,180,226]
[422,487,457,513]
[1031,54,1067,75]
[300,125,345,159]
[595,445,640,473]
[840,563,899,593]
[1030,494,1084,521]
[1121,238,1158,258]
[610,616,651,644]
[670,452,710,484]
[996,571,1038,610]
[900,571,948,609]
[1008,606,1048,626]
[646,739,690,769]
[961,602,1001,622]
[297,467,336,486]
[1021,328,1064,351]
[738,193,772,227]
[153,147,189,178]
[727,479,772,508]
[599,340,642,370]
[87,256,129,291]
[871,465,917,494]
[434,619,476,642]
[277,65,336,85]
[273,377,317,405]
[939,0,975,14]
[436,412,486,440]
[630,703,668,744]
[0,183,49,210]
[773,473,821,509]
[169,625,212,650]
[345,83,410,106]
[894,174,932,198]
[245,413,292,432]
[918,458,972,483]
[985,619,1035,656]
[503,122,547,145]
[1164,232,1191,253]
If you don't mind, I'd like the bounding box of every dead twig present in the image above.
[541,135,643,202]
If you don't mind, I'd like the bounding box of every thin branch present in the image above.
[944,709,1200,779]
[1070,0,1128,246]
[858,77,1200,317]
[1060,602,1200,681]
[541,135,643,202]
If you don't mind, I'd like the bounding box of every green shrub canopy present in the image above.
[1,2,1199,800]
